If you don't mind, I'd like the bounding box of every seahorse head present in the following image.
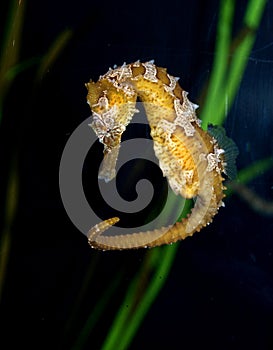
[86,79,136,150]
[86,78,139,181]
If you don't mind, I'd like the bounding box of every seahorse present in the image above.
[85,60,238,250]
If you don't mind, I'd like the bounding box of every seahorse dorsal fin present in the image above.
[207,124,239,180]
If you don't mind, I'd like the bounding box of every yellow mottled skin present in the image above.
[86,61,228,250]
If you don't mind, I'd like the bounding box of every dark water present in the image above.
[1,0,273,349]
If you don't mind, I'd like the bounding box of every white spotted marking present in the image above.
[164,74,177,96]
[143,61,158,82]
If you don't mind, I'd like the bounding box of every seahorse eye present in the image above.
[103,132,118,148]
[103,133,111,143]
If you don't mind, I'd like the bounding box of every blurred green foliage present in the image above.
[0,0,270,349]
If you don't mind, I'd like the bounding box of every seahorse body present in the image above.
[86,61,235,250]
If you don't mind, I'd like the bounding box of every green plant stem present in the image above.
[36,29,73,81]
[0,158,19,301]
[0,0,26,122]
[201,0,267,127]
[71,271,123,350]
[221,0,267,123]
[100,244,178,350]
[201,0,234,128]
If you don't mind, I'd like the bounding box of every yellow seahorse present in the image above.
[85,60,238,250]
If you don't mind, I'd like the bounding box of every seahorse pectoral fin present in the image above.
[207,124,239,180]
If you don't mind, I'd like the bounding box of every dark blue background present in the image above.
[1,0,273,349]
